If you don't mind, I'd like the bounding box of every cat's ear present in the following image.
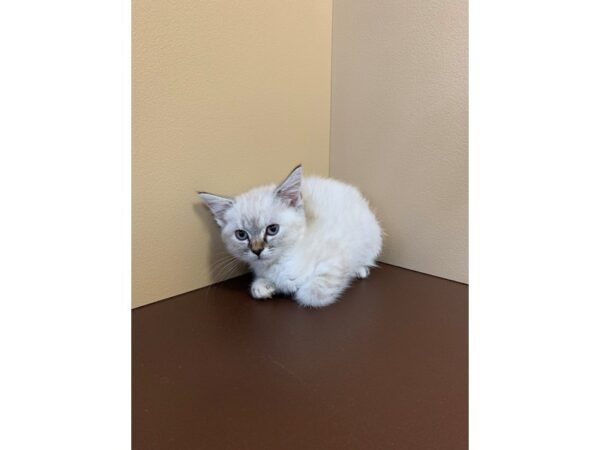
[276,164,303,207]
[198,192,234,227]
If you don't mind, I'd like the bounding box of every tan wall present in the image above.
[330,0,468,282]
[133,0,332,307]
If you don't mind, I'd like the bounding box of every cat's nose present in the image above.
[251,248,264,256]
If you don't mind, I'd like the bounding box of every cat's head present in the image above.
[198,165,305,265]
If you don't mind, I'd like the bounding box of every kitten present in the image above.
[198,165,382,307]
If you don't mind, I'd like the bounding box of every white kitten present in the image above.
[199,165,382,308]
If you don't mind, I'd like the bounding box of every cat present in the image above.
[198,165,382,307]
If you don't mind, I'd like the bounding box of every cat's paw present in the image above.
[278,278,298,295]
[355,266,370,279]
[294,274,350,308]
[295,285,338,308]
[250,278,276,299]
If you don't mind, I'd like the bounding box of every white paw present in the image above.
[355,266,370,279]
[294,274,350,308]
[295,294,338,308]
[278,278,298,295]
[250,279,276,299]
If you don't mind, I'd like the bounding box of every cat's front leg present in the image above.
[295,272,351,308]
[250,277,276,299]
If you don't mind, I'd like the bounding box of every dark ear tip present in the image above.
[287,164,302,177]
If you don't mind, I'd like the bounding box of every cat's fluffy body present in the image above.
[199,166,382,307]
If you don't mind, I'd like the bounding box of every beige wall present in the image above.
[133,0,332,307]
[330,0,468,282]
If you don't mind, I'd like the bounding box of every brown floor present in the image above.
[133,263,468,450]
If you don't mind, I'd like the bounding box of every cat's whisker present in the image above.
[211,256,241,277]
[202,256,247,301]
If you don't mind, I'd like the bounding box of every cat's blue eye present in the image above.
[235,230,248,240]
[266,224,279,236]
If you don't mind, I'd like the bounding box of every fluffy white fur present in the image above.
[199,165,382,308]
